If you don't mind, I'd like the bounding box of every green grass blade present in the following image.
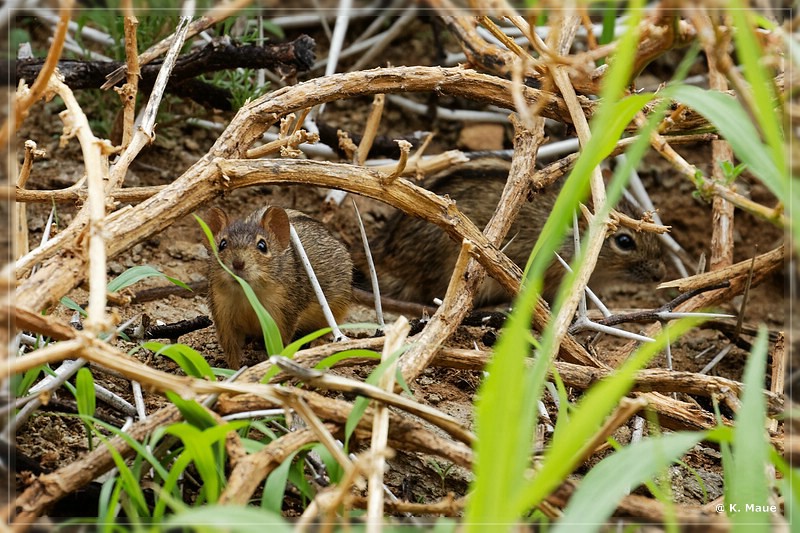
[145,341,215,379]
[728,5,784,174]
[667,85,784,201]
[728,327,771,531]
[107,265,190,292]
[164,505,290,531]
[515,317,701,513]
[555,431,706,532]
[262,450,300,512]
[60,295,87,317]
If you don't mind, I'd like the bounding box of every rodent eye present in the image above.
[614,233,636,252]
[218,238,227,252]
[257,239,268,253]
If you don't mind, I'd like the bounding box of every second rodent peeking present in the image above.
[361,159,667,306]
[205,205,352,369]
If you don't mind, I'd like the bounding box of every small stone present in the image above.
[427,394,443,404]
[132,244,143,255]
[458,123,505,151]
[108,261,125,275]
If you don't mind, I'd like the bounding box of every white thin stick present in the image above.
[223,409,285,421]
[93,383,137,417]
[132,381,147,421]
[386,95,510,123]
[367,316,409,532]
[107,16,191,192]
[570,316,655,343]
[348,9,417,72]
[316,0,352,117]
[7,357,88,437]
[554,252,612,317]
[289,225,347,341]
[352,199,385,328]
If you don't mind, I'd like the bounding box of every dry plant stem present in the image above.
[221,427,326,505]
[432,348,783,416]
[246,129,319,159]
[0,0,71,148]
[578,396,649,465]
[368,316,409,530]
[383,140,411,183]
[356,93,385,166]
[118,11,140,150]
[100,0,253,89]
[643,113,787,226]
[615,245,785,365]
[769,333,786,433]
[107,15,190,192]
[16,65,586,301]
[44,74,110,333]
[698,12,735,271]
[14,141,40,259]
[15,17,191,281]
[658,245,783,292]
[546,15,611,364]
[351,494,464,516]
[10,134,717,205]
[274,357,473,444]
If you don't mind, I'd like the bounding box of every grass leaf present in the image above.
[145,341,216,379]
[555,431,706,532]
[107,265,190,292]
[727,327,771,530]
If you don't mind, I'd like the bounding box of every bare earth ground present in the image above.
[13,15,787,520]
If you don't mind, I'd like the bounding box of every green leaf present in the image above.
[262,450,299,512]
[75,367,96,417]
[14,365,43,397]
[107,265,190,292]
[515,318,701,513]
[165,505,290,531]
[555,432,706,532]
[166,391,217,430]
[666,85,784,202]
[314,349,382,370]
[727,327,771,531]
[60,296,87,317]
[145,341,215,379]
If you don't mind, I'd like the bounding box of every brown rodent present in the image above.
[364,159,666,306]
[205,205,352,369]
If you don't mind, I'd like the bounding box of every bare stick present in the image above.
[368,316,409,530]
[117,8,140,150]
[288,225,346,341]
[100,0,253,89]
[352,199,385,328]
[356,94,385,165]
[0,0,72,147]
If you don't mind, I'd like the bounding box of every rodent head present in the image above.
[205,206,292,287]
[599,224,667,286]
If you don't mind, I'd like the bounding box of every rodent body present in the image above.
[206,206,352,369]
[367,159,666,306]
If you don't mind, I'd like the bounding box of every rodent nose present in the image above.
[232,258,245,271]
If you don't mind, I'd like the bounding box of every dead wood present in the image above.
[12,36,316,111]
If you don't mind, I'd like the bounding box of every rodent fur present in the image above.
[362,159,666,306]
[206,206,352,369]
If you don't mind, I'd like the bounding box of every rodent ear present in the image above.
[205,207,228,236]
[261,206,291,250]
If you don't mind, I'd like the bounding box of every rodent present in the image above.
[363,158,666,306]
[205,205,353,369]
